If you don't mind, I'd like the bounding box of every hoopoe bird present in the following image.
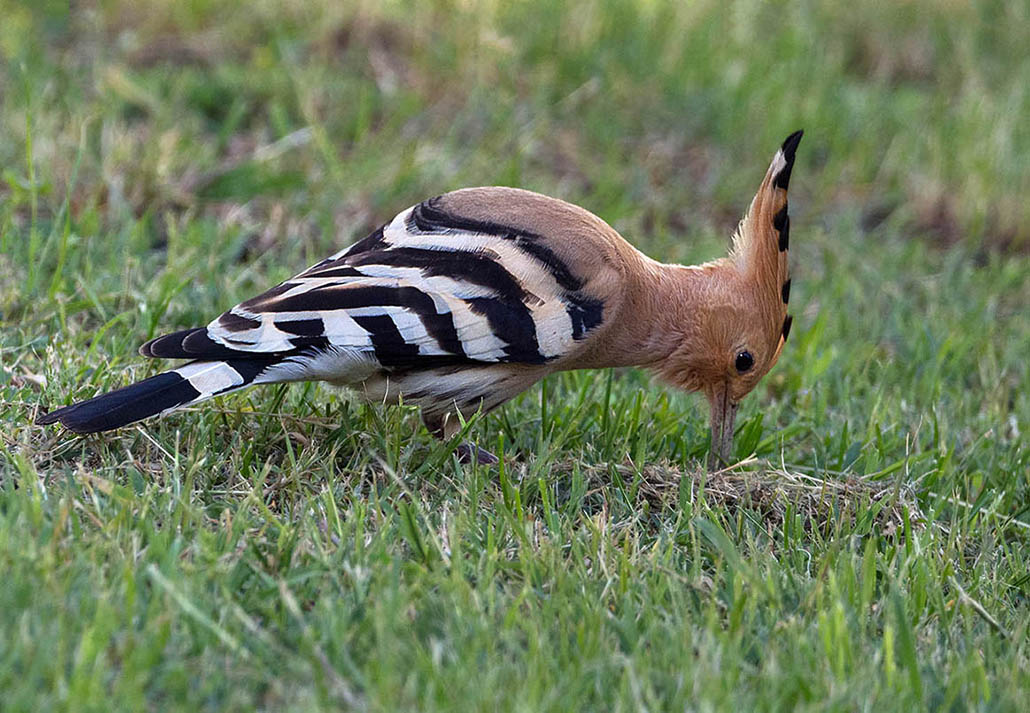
[38,131,802,470]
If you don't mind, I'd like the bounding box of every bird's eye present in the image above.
[735,351,754,373]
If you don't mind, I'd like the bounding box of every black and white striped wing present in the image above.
[194,196,607,377]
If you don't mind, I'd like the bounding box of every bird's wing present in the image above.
[140,188,628,375]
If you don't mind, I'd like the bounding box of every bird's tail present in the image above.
[36,358,278,434]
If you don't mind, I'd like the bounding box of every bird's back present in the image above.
[171,187,635,371]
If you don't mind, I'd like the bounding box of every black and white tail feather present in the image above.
[37,194,606,434]
[36,358,279,433]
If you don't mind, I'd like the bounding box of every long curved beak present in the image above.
[706,383,738,472]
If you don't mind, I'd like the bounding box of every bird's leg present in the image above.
[454,443,500,466]
[422,412,499,465]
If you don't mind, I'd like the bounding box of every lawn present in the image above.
[1,0,1028,710]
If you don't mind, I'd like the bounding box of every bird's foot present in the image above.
[455,442,499,465]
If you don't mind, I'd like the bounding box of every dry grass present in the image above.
[557,458,927,534]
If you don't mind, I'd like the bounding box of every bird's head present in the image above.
[655,131,801,470]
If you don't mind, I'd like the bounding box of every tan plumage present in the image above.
[38,131,802,469]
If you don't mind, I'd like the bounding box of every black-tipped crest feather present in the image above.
[773,129,804,190]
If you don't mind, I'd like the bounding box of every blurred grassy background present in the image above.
[1,0,1028,710]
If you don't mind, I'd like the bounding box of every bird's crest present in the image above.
[729,129,802,368]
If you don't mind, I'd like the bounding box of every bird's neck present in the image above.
[580,258,722,371]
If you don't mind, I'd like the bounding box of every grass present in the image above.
[1,0,1028,710]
